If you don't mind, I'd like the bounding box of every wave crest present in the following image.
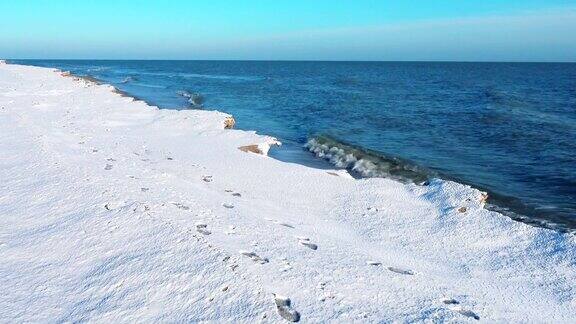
[305,135,430,183]
[177,90,204,108]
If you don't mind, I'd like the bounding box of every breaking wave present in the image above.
[305,135,431,184]
[177,90,204,108]
[120,76,137,84]
[305,135,576,233]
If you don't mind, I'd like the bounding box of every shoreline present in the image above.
[15,59,572,234]
[1,61,576,322]
[85,68,576,233]
[57,64,573,234]
[306,135,576,233]
[12,59,573,231]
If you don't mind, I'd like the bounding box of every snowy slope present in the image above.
[0,62,575,322]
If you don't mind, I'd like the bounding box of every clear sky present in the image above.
[1,0,575,61]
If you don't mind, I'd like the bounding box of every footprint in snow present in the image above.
[107,158,116,162]
[441,297,460,305]
[105,201,125,211]
[297,237,318,250]
[278,222,295,229]
[224,225,236,235]
[279,259,292,272]
[273,294,300,322]
[222,203,234,209]
[265,218,296,229]
[196,223,211,235]
[224,189,241,197]
[387,266,415,275]
[104,164,113,170]
[449,306,480,320]
[172,202,190,210]
[202,175,213,182]
[133,203,150,213]
[104,200,148,212]
[239,250,269,264]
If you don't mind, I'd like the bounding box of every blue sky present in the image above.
[1,0,575,61]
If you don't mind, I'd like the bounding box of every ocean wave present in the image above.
[135,71,262,82]
[177,90,204,108]
[482,87,535,110]
[305,135,576,233]
[179,73,262,81]
[482,87,576,130]
[131,82,167,89]
[86,66,109,72]
[305,135,431,184]
[120,76,137,84]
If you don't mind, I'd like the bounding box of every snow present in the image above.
[1,62,575,322]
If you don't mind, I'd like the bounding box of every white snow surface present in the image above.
[0,63,575,323]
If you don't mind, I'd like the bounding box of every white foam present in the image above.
[306,137,387,177]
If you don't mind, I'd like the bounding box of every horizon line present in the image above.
[5,58,576,64]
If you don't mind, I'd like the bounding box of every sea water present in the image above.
[13,60,576,231]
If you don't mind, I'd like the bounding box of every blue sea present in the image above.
[12,60,576,231]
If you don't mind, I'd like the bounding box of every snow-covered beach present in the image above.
[1,61,575,322]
